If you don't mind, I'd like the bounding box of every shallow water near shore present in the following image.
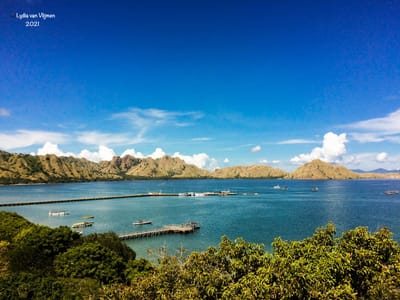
[1,179,400,258]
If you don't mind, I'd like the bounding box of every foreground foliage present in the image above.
[1,211,400,299]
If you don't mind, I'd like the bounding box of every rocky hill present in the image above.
[0,151,118,184]
[0,151,209,184]
[288,159,361,179]
[211,165,288,179]
[1,151,398,184]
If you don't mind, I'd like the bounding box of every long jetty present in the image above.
[0,193,179,207]
[118,222,200,240]
[0,191,238,207]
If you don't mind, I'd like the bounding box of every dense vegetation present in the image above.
[1,211,400,299]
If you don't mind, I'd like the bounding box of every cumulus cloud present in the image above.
[223,158,230,163]
[121,148,145,158]
[78,145,116,162]
[251,145,261,153]
[0,108,10,117]
[149,147,167,159]
[376,152,388,163]
[37,142,75,157]
[0,130,68,150]
[290,132,348,164]
[173,152,219,170]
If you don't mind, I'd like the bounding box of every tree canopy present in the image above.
[1,211,400,299]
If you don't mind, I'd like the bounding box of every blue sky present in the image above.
[1,0,400,171]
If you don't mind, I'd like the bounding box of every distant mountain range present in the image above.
[0,150,399,184]
[352,168,400,174]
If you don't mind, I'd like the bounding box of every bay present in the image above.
[1,179,400,258]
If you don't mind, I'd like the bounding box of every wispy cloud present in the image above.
[345,108,400,143]
[0,108,10,117]
[0,130,68,150]
[77,131,143,146]
[112,107,203,132]
[277,139,318,145]
[192,137,213,142]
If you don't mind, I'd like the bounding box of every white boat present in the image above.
[384,190,399,195]
[49,210,69,216]
[273,185,281,190]
[133,220,152,225]
[312,187,319,192]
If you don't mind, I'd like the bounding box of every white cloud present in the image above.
[251,145,261,153]
[37,142,75,157]
[347,108,400,135]
[260,159,268,164]
[77,131,141,146]
[346,108,400,143]
[272,160,281,164]
[112,107,203,131]
[173,152,219,170]
[223,158,230,163]
[0,130,68,150]
[0,108,10,117]
[348,132,385,143]
[376,152,388,163]
[149,147,167,159]
[78,145,116,162]
[277,139,318,144]
[341,152,400,171]
[192,137,212,142]
[121,148,145,158]
[290,132,348,164]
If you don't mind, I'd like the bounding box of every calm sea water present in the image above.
[1,179,400,258]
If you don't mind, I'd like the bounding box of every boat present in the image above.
[273,185,281,190]
[133,220,152,225]
[82,215,95,219]
[312,187,319,192]
[49,210,69,216]
[72,221,94,228]
[281,186,288,191]
[384,190,399,195]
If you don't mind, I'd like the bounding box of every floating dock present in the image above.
[119,222,200,240]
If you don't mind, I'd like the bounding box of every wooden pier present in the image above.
[118,222,200,240]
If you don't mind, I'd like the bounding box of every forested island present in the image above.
[1,150,399,184]
[1,211,400,299]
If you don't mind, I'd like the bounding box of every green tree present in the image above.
[81,232,136,262]
[8,225,80,274]
[54,242,125,284]
[0,211,33,242]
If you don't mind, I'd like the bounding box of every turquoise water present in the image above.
[1,179,400,258]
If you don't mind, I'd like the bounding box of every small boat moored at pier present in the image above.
[72,221,94,228]
[49,210,69,216]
